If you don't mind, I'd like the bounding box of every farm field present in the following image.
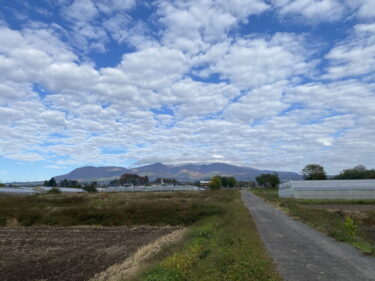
[253,189,375,254]
[0,190,281,281]
[0,226,178,281]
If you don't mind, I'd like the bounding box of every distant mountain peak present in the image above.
[54,162,301,183]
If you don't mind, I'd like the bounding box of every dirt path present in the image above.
[0,226,179,281]
[241,191,375,281]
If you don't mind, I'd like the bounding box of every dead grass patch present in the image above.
[90,228,187,281]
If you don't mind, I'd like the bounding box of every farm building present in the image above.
[279,180,375,199]
[199,180,211,188]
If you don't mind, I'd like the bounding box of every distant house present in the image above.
[279,180,375,199]
[200,180,211,188]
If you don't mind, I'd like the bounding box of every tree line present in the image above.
[43,177,98,192]
[253,163,375,189]
[301,164,375,180]
[109,174,179,186]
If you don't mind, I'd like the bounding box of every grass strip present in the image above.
[134,190,282,281]
[252,189,375,255]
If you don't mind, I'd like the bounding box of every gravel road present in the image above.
[241,190,375,281]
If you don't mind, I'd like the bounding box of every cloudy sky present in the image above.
[0,0,374,181]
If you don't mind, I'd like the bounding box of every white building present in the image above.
[279,180,375,199]
[199,180,211,188]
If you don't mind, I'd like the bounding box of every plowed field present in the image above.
[0,226,178,281]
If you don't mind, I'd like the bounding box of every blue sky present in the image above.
[0,0,374,182]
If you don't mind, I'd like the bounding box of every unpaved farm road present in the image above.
[241,191,375,281]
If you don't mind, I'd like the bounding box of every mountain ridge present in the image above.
[55,162,301,182]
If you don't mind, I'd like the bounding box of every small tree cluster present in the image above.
[334,165,375,179]
[208,175,237,190]
[221,176,237,188]
[83,181,98,192]
[59,179,81,188]
[255,173,280,188]
[302,164,327,180]
[109,179,120,186]
[209,176,222,190]
[154,177,178,184]
[119,174,149,185]
[44,177,57,187]
[47,186,61,194]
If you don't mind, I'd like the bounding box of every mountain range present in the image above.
[55,163,301,182]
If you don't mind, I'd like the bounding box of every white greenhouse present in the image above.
[279,180,375,199]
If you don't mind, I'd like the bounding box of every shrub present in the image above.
[0,215,7,226]
[47,187,61,194]
[83,185,97,193]
[344,216,358,238]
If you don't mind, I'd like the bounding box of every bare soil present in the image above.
[306,204,375,212]
[0,226,179,281]
[307,204,375,243]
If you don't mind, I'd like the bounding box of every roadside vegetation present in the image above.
[252,189,375,255]
[131,190,282,281]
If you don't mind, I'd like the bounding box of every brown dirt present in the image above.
[90,228,187,281]
[361,226,375,243]
[307,204,375,212]
[0,226,179,281]
[306,204,375,243]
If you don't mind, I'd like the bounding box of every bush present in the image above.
[0,215,7,226]
[344,216,358,238]
[83,185,97,193]
[47,187,61,194]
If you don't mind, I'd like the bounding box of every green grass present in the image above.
[131,190,282,281]
[0,191,223,226]
[252,189,375,255]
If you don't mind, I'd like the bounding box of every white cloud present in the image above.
[96,0,136,14]
[223,81,289,123]
[98,46,189,98]
[6,152,45,162]
[0,107,22,123]
[273,0,346,22]
[62,0,99,22]
[345,0,375,20]
[58,0,139,53]
[353,0,375,20]
[323,23,375,79]
[157,0,269,53]
[40,111,66,127]
[205,33,314,88]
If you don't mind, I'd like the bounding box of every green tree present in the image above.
[209,176,222,190]
[47,177,57,187]
[221,176,237,188]
[302,164,327,180]
[334,165,375,179]
[109,179,120,186]
[83,181,97,192]
[255,174,280,188]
